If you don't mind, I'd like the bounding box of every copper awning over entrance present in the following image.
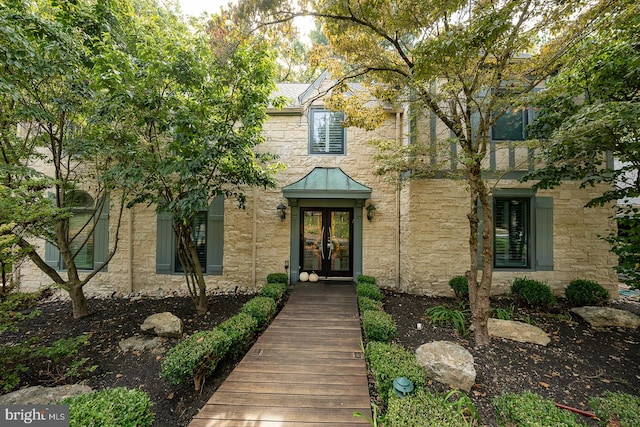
[282,167,372,200]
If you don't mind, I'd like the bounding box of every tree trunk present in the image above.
[467,162,493,347]
[175,222,208,315]
[69,283,89,319]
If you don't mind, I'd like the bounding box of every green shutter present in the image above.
[44,241,60,269]
[93,195,109,270]
[535,197,554,271]
[45,192,60,269]
[207,195,224,276]
[156,210,173,274]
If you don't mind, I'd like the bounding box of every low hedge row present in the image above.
[365,341,426,404]
[161,274,285,390]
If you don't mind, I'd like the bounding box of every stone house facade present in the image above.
[16,73,619,297]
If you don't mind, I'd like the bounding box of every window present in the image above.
[494,198,529,268]
[45,192,110,271]
[478,191,553,271]
[309,109,346,155]
[156,195,224,275]
[491,108,528,141]
[175,211,207,273]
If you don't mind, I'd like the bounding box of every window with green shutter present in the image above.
[45,192,109,271]
[309,109,346,155]
[156,195,224,275]
[477,190,553,271]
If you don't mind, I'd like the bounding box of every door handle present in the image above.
[320,227,326,260]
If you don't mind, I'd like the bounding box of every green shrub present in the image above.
[449,275,469,299]
[425,305,469,336]
[362,310,397,342]
[357,282,383,301]
[358,296,382,312]
[565,279,610,307]
[266,273,288,284]
[215,312,258,357]
[493,391,585,427]
[383,389,471,427]
[357,274,377,285]
[241,296,277,328]
[161,329,232,388]
[258,282,288,301]
[61,387,154,427]
[511,278,556,308]
[1,290,43,333]
[590,391,640,427]
[0,334,92,393]
[365,341,425,404]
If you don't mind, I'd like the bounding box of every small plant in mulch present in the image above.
[448,275,469,300]
[424,305,469,336]
[510,277,556,309]
[565,279,610,307]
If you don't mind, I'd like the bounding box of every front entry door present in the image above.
[301,208,353,278]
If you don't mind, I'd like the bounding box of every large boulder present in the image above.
[0,385,92,405]
[571,306,640,329]
[416,341,476,392]
[488,318,551,346]
[140,312,184,338]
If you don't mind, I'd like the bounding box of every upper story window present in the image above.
[309,109,346,155]
[491,108,528,141]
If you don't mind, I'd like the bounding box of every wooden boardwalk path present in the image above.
[188,281,372,427]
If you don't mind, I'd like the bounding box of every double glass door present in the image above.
[301,208,353,278]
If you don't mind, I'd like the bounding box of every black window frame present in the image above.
[308,108,346,155]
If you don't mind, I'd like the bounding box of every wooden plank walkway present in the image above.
[188,281,372,427]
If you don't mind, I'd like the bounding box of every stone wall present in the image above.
[396,179,618,297]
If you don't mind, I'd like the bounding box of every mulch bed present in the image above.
[1,290,639,426]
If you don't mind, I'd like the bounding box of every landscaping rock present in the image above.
[488,318,551,346]
[416,341,476,392]
[571,306,640,329]
[0,385,92,405]
[119,335,166,353]
[140,312,184,338]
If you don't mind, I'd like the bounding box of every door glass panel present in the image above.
[303,210,323,271]
[330,211,350,273]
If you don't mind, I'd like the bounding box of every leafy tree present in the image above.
[241,0,623,345]
[225,1,323,83]
[524,1,640,288]
[0,0,130,318]
[99,2,284,314]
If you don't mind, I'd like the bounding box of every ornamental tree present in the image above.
[0,0,131,318]
[99,2,284,314]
